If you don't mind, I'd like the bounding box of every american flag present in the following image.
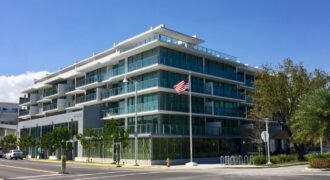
[173,79,189,94]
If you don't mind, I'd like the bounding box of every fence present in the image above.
[219,155,254,165]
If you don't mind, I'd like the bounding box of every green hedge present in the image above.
[304,153,330,161]
[304,153,330,168]
[253,154,298,165]
[309,158,330,168]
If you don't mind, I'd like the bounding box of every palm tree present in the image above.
[291,88,330,146]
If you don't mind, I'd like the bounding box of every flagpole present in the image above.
[186,71,197,166]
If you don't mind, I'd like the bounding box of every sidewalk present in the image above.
[27,158,308,170]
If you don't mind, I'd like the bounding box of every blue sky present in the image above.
[0,0,329,76]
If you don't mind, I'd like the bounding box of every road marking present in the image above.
[73,172,165,180]
[28,171,130,180]
[8,174,61,180]
[0,164,58,174]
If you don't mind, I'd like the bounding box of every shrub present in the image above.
[253,155,266,165]
[304,153,330,161]
[270,154,297,164]
[253,154,297,165]
[309,158,330,168]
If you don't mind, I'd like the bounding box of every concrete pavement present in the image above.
[0,158,329,180]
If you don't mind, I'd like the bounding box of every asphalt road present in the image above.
[0,158,329,180]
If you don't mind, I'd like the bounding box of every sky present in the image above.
[0,0,329,102]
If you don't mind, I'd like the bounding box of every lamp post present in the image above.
[123,77,139,166]
[264,118,272,165]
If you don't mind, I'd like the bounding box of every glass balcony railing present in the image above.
[127,101,158,113]
[76,93,96,104]
[127,55,159,72]
[102,101,158,118]
[101,78,159,99]
[43,103,57,111]
[19,97,30,104]
[238,94,246,100]
[158,34,237,61]
[65,84,75,92]
[119,34,159,53]
[102,107,126,117]
[66,100,76,108]
[19,110,29,116]
[76,73,106,87]
[44,87,58,97]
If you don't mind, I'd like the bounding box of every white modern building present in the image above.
[18,24,287,164]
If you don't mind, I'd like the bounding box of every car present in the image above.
[0,147,3,158]
[4,150,23,160]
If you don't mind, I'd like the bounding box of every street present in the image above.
[0,158,329,180]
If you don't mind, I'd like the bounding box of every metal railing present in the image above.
[220,155,254,165]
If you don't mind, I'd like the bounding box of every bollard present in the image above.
[166,158,171,167]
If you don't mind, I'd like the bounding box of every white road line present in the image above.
[73,172,165,180]
[28,171,130,180]
[8,174,61,180]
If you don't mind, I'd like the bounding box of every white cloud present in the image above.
[0,71,49,103]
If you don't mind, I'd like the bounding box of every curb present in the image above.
[28,159,162,169]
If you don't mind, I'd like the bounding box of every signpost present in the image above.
[261,118,272,165]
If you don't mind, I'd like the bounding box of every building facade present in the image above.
[0,102,18,142]
[18,25,286,164]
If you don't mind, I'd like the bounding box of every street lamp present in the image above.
[123,76,139,166]
[264,118,272,165]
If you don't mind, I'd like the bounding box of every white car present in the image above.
[5,150,23,160]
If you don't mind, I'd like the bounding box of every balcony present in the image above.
[43,103,57,111]
[76,74,106,88]
[102,101,158,118]
[19,110,29,116]
[76,93,97,104]
[127,55,159,72]
[65,84,75,92]
[158,34,237,61]
[65,100,76,108]
[101,78,159,100]
[19,97,30,105]
[43,84,67,98]
[44,87,57,97]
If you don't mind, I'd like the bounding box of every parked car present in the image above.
[4,150,23,160]
[0,147,3,158]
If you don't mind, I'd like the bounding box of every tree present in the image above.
[40,133,55,157]
[249,59,329,160]
[77,128,100,162]
[247,121,266,155]
[103,119,129,160]
[18,135,35,156]
[291,88,330,145]
[2,134,17,151]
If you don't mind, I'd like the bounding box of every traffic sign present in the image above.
[261,131,269,143]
